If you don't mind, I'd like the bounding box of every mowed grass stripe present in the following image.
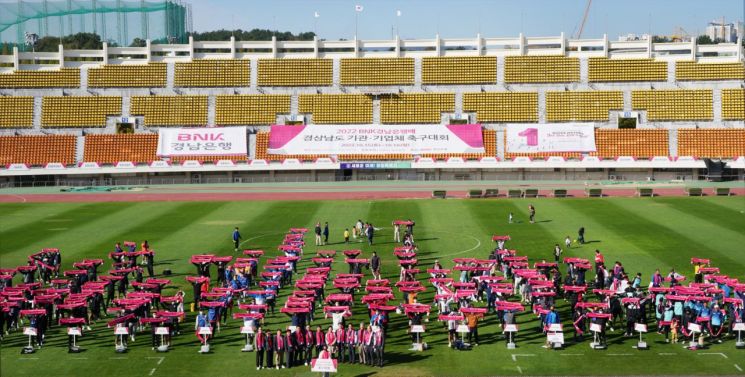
[0,203,83,231]
[649,197,745,234]
[0,203,164,262]
[614,198,745,272]
[549,199,672,274]
[561,199,739,275]
[72,202,239,274]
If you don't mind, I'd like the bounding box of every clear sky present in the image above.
[190,0,744,40]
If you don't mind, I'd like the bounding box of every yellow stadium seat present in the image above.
[380,93,454,124]
[340,58,414,86]
[0,68,79,88]
[546,91,623,122]
[632,90,712,121]
[299,94,373,124]
[463,92,538,122]
[504,56,579,83]
[42,96,122,127]
[675,61,745,81]
[721,89,745,120]
[88,64,167,88]
[588,58,667,82]
[174,60,249,87]
[422,57,497,85]
[215,95,290,125]
[258,59,332,86]
[0,96,34,127]
[130,96,208,126]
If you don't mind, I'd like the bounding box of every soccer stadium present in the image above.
[0,0,744,376]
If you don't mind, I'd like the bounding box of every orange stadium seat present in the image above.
[0,135,77,165]
[678,129,745,158]
[83,134,158,164]
[592,129,669,158]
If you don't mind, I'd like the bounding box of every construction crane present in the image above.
[574,0,592,39]
[671,26,691,42]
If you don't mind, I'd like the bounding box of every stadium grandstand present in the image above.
[0,32,743,186]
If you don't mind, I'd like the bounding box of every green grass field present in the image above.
[1,196,744,376]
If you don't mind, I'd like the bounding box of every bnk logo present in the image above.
[177,133,225,141]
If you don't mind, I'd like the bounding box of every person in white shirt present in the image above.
[393,222,401,242]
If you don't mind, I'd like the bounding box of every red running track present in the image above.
[0,187,741,203]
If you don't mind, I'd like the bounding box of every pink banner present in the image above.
[268,124,484,155]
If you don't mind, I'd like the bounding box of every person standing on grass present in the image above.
[577,227,586,244]
[323,222,330,245]
[393,221,401,242]
[371,252,381,280]
[144,244,155,278]
[318,345,332,377]
[315,222,322,246]
[255,327,266,370]
[406,219,415,242]
[594,249,604,269]
[565,236,572,249]
[232,227,242,252]
[464,311,480,346]
[367,223,375,245]
[553,244,562,263]
[356,220,364,242]
[528,205,536,224]
[344,228,350,244]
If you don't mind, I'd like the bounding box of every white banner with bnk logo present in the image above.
[157,127,247,156]
[506,124,596,153]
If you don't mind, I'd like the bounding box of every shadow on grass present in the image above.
[382,350,431,366]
